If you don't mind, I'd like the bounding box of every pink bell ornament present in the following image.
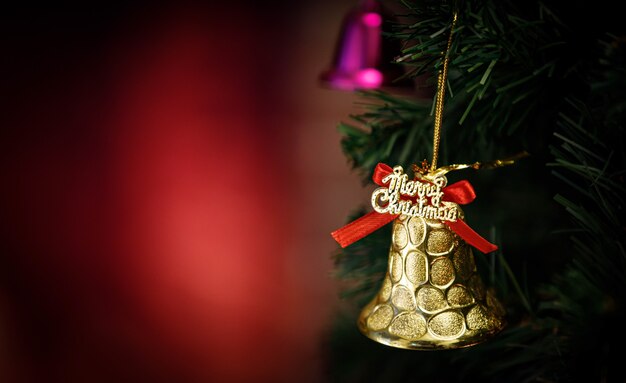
[320,0,408,91]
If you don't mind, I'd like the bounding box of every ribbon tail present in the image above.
[331,212,398,248]
[444,219,498,254]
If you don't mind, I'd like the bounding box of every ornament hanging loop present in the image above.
[431,10,458,171]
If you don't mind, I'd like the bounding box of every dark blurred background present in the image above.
[0,2,371,382]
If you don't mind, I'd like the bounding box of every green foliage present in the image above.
[330,0,626,381]
[338,92,433,182]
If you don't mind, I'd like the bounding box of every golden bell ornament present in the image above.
[358,213,505,350]
[330,4,513,349]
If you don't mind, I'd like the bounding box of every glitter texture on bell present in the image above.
[320,0,404,91]
[358,213,505,350]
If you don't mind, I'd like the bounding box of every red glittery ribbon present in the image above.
[331,163,498,253]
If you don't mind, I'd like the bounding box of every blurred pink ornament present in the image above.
[320,0,411,92]
[361,12,382,28]
[355,68,383,88]
[319,0,384,91]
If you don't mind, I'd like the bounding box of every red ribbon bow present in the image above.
[331,163,498,254]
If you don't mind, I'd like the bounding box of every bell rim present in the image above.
[356,316,506,351]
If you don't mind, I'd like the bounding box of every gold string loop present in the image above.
[431,11,458,171]
[423,151,530,180]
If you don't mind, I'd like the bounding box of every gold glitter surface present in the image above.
[469,274,486,301]
[358,215,505,350]
[416,286,447,313]
[390,252,403,283]
[430,257,455,288]
[367,304,394,331]
[452,245,476,281]
[391,285,416,311]
[425,218,444,228]
[405,251,428,285]
[447,285,474,307]
[486,289,506,318]
[466,304,495,331]
[388,312,427,340]
[393,221,408,250]
[407,216,426,246]
[428,310,466,339]
[379,275,392,301]
[426,229,455,255]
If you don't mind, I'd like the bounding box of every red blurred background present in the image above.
[0,2,370,382]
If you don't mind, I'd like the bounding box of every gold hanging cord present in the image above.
[431,10,459,171]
